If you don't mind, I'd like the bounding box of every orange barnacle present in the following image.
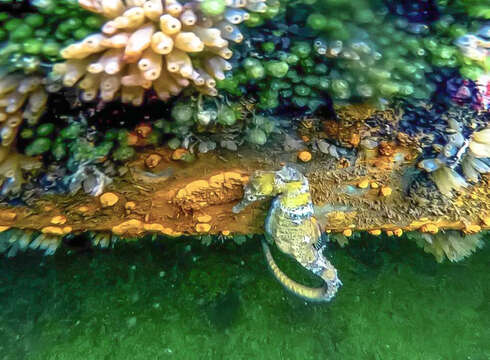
[298,151,312,162]
[145,153,162,168]
[100,192,119,207]
[421,223,439,234]
[380,186,392,197]
[135,123,152,138]
[127,131,140,146]
[463,224,481,234]
[358,179,369,189]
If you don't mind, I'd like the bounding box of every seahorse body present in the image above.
[232,166,342,302]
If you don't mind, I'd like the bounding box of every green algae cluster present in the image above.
[20,118,137,166]
[215,0,487,112]
[157,96,279,149]
[0,1,101,73]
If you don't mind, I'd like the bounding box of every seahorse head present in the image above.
[232,170,277,213]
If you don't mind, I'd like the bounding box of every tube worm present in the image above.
[196,86,218,96]
[124,23,155,63]
[126,0,146,7]
[154,69,181,96]
[63,59,92,87]
[101,0,125,18]
[18,77,42,94]
[81,89,98,102]
[102,20,119,35]
[151,31,174,54]
[224,8,249,24]
[138,48,163,80]
[192,26,228,48]
[0,76,22,96]
[165,0,183,17]
[61,34,108,59]
[169,72,189,87]
[121,64,152,88]
[143,0,164,21]
[180,9,197,26]
[114,7,146,30]
[100,73,121,101]
[245,1,266,13]
[160,14,182,35]
[204,56,231,80]
[5,92,28,114]
[174,32,204,52]
[226,0,247,7]
[131,86,145,106]
[196,68,216,88]
[220,25,243,43]
[26,88,48,114]
[103,48,125,74]
[469,141,490,158]
[189,70,205,86]
[166,48,191,74]
[79,0,104,14]
[101,32,131,48]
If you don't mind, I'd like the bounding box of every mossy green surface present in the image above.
[0,234,488,359]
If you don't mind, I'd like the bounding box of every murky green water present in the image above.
[1,235,488,360]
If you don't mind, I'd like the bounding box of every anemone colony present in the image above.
[0,0,488,266]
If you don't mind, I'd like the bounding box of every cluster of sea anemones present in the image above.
[53,0,267,104]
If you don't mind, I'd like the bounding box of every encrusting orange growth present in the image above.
[50,215,67,225]
[358,179,369,189]
[171,148,189,160]
[100,192,119,207]
[196,214,212,223]
[195,223,211,232]
[380,186,392,197]
[298,151,312,162]
[463,224,481,234]
[421,223,439,234]
[173,171,248,211]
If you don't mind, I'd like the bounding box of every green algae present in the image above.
[0,234,488,359]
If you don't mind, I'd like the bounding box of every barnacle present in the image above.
[54,0,267,104]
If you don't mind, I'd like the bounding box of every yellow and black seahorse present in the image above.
[232,165,342,302]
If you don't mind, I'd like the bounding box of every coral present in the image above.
[53,0,269,104]
[408,230,485,262]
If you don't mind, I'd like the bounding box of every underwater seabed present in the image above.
[0,233,488,360]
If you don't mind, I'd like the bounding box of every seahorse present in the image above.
[232,165,342,302]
